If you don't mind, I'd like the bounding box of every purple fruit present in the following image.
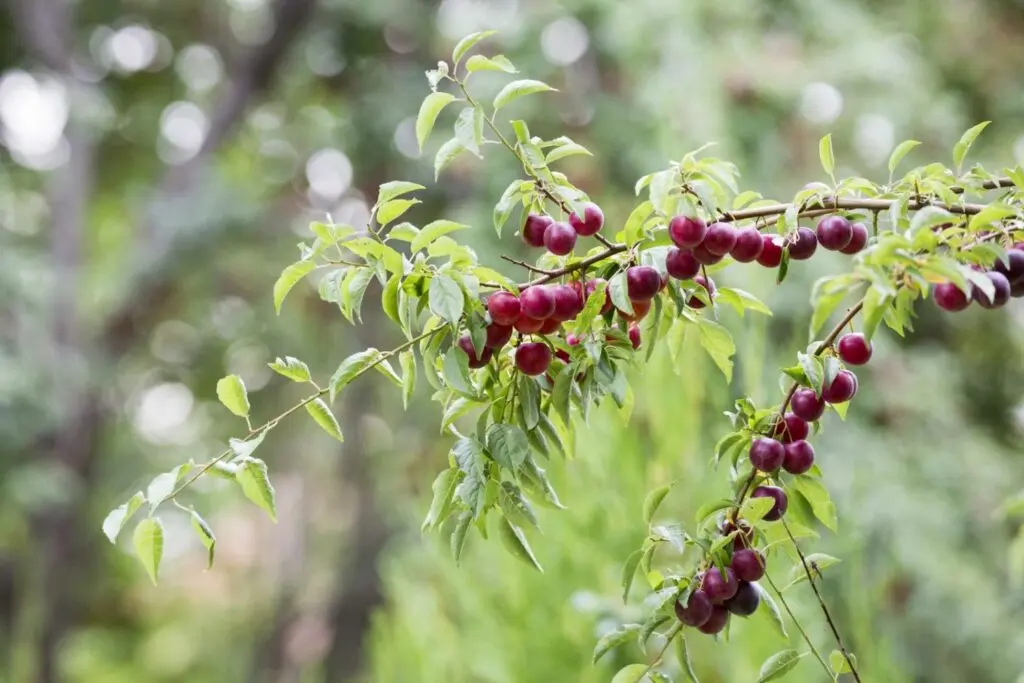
[790,388,825,421]
[749,437,785,473]
[675,589,713,627]
[782,440,815,475]
[669,215,707,248]
[731,549,765,582]
[666,248,701,280]
[703,222,738,256]
[725,581,761,617]
[752,485,788,521]
[788,227,818,260]
[701,567,739,604]
[731,227,765,262]
[816,215,853,251]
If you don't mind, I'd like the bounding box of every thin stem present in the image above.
[500,254,557,275]
[762,571,832,678]
[642,622,683,677]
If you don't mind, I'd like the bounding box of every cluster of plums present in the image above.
[934,244,1024,311]
[521,201,606,255]
[674,546,766,634]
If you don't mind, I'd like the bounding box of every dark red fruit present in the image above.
[515,342,552,376]
[725,582,761,617]
[815,215,853,251]
[837,333,872,365]
[484,323,513,349]
[751,485,788,521]
[628,324,641,349]
[669,215,707,248]
[569,202,604,236]
[693,242,724,265]
[522,213,552,247]
[934,282,971,311]
[839,222,868,254]
[688,275,716,309]
[585,278,613,314]
[666,247,701,280]
[731,226,764,262]
[757,235,784,267]
[823,369,857,403]
[719,518,754,550]
[458,335,492,369]
[697,605,730,634]
[626,266,662,302]
[772,413,809,444]
[749,437,785,473]
[731,549,765,582]
[973,271,1011,309]
[520,286,556,320]
[701,567,739,603]
[487,291,521,325]
[514,316,544,334]
[790,388,825,421]
[550,285,583,321]
[993,248,1024,285]
[619,299,651,322]
[675,590,713,627]
[788,227,818,260]
[703,222,738,256]
[538,317,561,334]
[543,221,577,256]
[783,440,815,474]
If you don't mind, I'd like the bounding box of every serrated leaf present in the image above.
[376,198,420,227]
[498,481,538,529]
[466,54,517,73]
[593,624,643,664]
[953,121,991,169]
[451,511,472,564]
[329,348,383,401]
[754,582,788,638]
[416,92,457,152]
[102,492,145,544]
[305,398,344,441]
[422,468,462,531]
[757,649,806,682]
[498,516,543,571]
[235,457,277,522]
[452,438,487,516]
[273,260,316,314]
[376,180,425,205]
[216,375,250,418]
[819,134,835,179]
[698,319,735,382]
[643,484,675,525]
[132,517,164,585]
[268,356,311,383]
[452,30,497,66]
[189,509,216,569]
[145,463,193,512]
[454,107,482,156]
[888,140,921,177]
[400,350,416,408]
[493,79,556,111]
[411,219,469,253]
[486,423,530,470]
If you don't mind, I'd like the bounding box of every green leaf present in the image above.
[621,549,644,603]
[546,141,592,164]
[273,260,316,314]
[454,107,483,156]
[860,286,891,341]
[452,30,497,66]
[716,287,773,317]
[968,202,1017,233]
[229,430,266,460]
[132,517,164,585]
[450,511,472,564]
[819,134,835,179]
[754,582,788,639]
[486,423,530,470]
[442,348,475,397]
[609,272,633,316]
[643,483,675,525]
[422,468,462,531]
[102,491,145,544]
[611,663,649,683]
[622,200,654,245]
[411,219,469,253]
[416,92,457,152]
[520,455,565,510]
[695,498,734,523]
[329,348,383,401]
[498,481,539,529]
[376,198,419,226]
[145,463,193,512]
[953,121,991,169]
[305,398,344,441]
[575,279,608,331]
[498,516,543,571]
[758,650,806,682]
[216,374,250,418]
[452,438,487,516]
[434,137,466,179]
[675,633,701,683]
[235,457,278,522]
[189,509,216,570]
[466,54,517,73]
[376,180,425,205]
[888,140,921,178]
[268,356,311,383]
[400,350,416,409]
[593,624,643,664]
[829,650,857,675]
[493,79,556,111]
[791,475,838,532]
[740,496,777,523]
[698,319,735,382]
[797,352,823,395]
[783,553,841,590]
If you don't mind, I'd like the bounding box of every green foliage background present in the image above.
[2,0,1024,682]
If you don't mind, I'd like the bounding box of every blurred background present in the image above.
[3,0,1024,681]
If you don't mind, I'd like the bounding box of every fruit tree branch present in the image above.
[762,571,832,676]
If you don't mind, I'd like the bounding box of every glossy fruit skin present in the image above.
[773,413,809,443]
[701,567,739,603]
[585,278,613,314]
[484,323,513,349]
[688,275,716,309]
[550,285,583,321]
[569,202,604,236]
[816,215,853,251]
[628,324,641,349]
[693,242,724,265]
[538,317,561,334]
[749,437,785,472]
[626,266,662,302]
[757,235,784,267]
[725,582,761,617]
[520,286,556,320]
[487,292,521,325]
[994,248,1024,285]
[790,388,826,421]
[973,271,1011,309]
[543,221,577,256]
[840,222,869,254]
[783,440,815,474]
[788,227,818,260]
[675,590,713,627]
[697,605,730,634]
[934,282,971,311]
[522,213,552,247]
[837,333,872,365]
[731,548,765,582]
[619,299,651,322]
[513,316,544,334]
[752,485,788,521]
[515,342,552,376]
[703,222,738,256]
[458,335,492,369]
[669,215,707,248]
[731,227,764,262]
[666,247,701,280]
[823,369,858,403]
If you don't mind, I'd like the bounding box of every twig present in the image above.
[641,622,683,678]
[500,254,557,275]
[762,572,833,677]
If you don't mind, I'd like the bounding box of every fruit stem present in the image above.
[762,571,833,678]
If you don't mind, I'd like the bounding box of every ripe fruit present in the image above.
[675,590,713,627]
[783,440,815,475]
[669,215,707,248]
[538,317,561,334]
[725,582,761,617]
[544,221,577,256]
[815,215,853,251]
[731,549,765,582]
[934,282,971,311]
[520,286,556,320]
[773,413,809,443]
[840,222,869,254]
[697,605,730,634]
[487,292,521,325]
[837,333,872,365]
[522,213,552,247]
[703,222,738,256]
[749,437,785,473]
[701,567,739,603]
[719,518,754,550]
[757,235,784,267]
[692,242,724,265]
[458,335,492,369]
[585,278,613,314]
[626,266,662,302]
[514,316,544,334]
[550,285,583,321]
[569,202,604,236]
[731,226,764,262]
[823,370,858,403]
[666,247,701,280]
[993,248,1024,285]
[790,388,825,421]
[484,323,513,349]
[515,342,552,376]
[751,485,788,521]
[688,275,716,309]
[973,271,1011,309]
[788,227,818,260]
[619,299,651,322]
[628,324,641,349]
